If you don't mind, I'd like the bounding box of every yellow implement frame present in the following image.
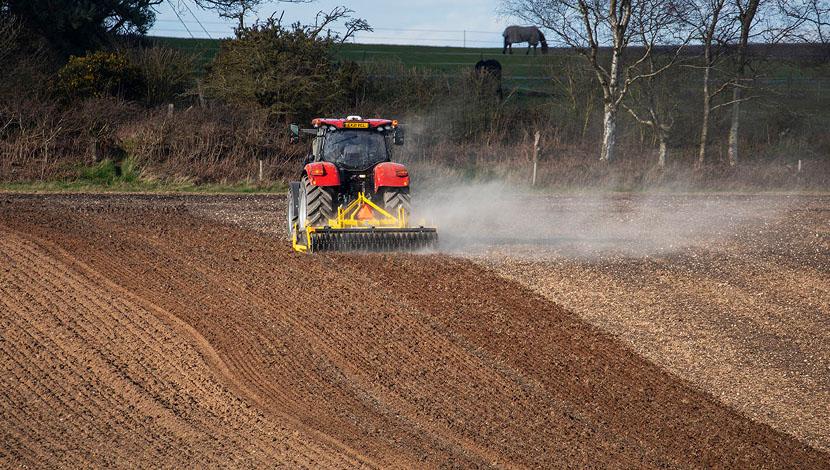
[292,192,408,253]
[329,192,407,229]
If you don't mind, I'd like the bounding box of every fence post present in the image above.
[531,130,540,186]
[258,159,264,182]
[89,138,98,164]
[197,80,206,109]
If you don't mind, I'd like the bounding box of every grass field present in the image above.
[152,37,579,92]
[152,36,830,97]
[153,36,560,70]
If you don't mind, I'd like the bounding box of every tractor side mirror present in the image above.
[393,126,405,146]
[289,124,300,144]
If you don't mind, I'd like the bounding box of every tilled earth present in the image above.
[461,193,830,454]
[0,192,827,468]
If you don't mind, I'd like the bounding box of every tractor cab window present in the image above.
[321,130,389,170]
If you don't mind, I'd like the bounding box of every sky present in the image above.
[150,0,514,47]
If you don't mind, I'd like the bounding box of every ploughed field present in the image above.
[0,193,827,468]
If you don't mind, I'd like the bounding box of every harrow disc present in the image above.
[306,228,438,253]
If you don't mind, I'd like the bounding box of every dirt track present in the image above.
[1,193,827,468]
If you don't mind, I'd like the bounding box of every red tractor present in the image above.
[287,116,437,253]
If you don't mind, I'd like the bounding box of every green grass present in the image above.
[149,37,567,91]
[150,36,830,97]
[0,180,286,194]
[149,36,557,71]
[149,36,221,71]
[1,159,286,194]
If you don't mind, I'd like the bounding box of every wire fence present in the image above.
[151,17,507,46]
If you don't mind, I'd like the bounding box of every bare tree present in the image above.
[778,0,830,43]
[195,1,371,41]
[623,2,691,168]
[724,0,807,166]
[195,0,312,31]
[623,71,675,167]
[502,0,685,162]
[724,0,761,166]
[686,0,739,166]
[307,6,372,42]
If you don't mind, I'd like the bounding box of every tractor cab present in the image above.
[292,116,406,203]
[297,116,404,163]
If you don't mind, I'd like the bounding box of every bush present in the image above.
[204,19,368,123]
[127,46,197,106]
[56,51,142,101]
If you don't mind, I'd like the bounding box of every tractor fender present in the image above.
[374,162,409,192]
[304,162,340,186]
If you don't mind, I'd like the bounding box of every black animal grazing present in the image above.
[502,25,548,55]
[474,59,503,99]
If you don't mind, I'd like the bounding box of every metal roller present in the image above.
[305,227,438,253]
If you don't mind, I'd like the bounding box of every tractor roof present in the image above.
[312,116,398,129]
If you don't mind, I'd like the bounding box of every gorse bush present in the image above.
[54,47,199,106]
[56,51,143,101]
[204,19,368,124]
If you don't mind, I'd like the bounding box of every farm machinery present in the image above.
[286,116,438,253]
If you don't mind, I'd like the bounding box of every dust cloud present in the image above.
[412,178,791,258]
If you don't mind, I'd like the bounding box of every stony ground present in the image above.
[0,192,827,468]
[460,193,830,453]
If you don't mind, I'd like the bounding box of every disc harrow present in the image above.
[306,228,438,253]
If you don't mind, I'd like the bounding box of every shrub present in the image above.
[127,46,197,106]
[204,19,368,124]
[56,51,142,101]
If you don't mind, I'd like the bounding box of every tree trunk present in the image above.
[727,85,741,166]
[601,44,622,162]
[600,103,617,162]
[657,128,668,168]
[697,0,725,168]
[728,0,759,168]
[697,65,711,167]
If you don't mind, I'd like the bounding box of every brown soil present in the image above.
[0,193,827,468]
[470,193,830,454]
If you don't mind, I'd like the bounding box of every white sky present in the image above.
[150,0,514,47]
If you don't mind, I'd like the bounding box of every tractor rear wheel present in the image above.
[299,176,336,228]
[382,187,411,217]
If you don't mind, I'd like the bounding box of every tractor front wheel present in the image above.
[299,176,336,228]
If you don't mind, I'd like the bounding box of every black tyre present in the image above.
[382,187,411,217]
[286,181,300,235]
[299,176,336,228]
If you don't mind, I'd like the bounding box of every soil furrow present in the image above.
[1,193,826,468]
